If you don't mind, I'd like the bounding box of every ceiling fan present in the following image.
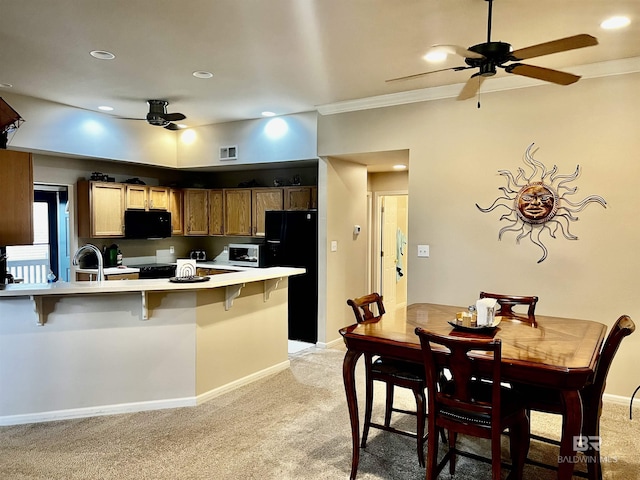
[144,100,186,130]
[386,0,598,101]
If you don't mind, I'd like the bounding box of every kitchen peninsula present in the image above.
[0,267,304,426]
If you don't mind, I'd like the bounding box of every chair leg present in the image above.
[413,386,426,468]
[361,357,374,448]
[448,431,457,475]
[425,417,439,480]
[384,382,395,427]
[508,413,530,480]
[584,404,603,480]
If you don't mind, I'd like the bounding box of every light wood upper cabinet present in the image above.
[224,189,252,236]
[252,188,283,236]
[209,189,224,236]
[0,150,33,246]
[168,188,184,235]
[77,181,125,238]
[125,185,169,210]
[283,186,313,210]
[183,188,209,236]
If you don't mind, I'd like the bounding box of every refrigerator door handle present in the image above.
[267,240,281,244]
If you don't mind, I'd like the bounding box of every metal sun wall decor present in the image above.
[476,143,606,263]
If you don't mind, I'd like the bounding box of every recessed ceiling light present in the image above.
[261,111,276,117]
[90,50,116,60]
[0,83,12,88]
[601,16,631,30]
[393,164,407,170]
[98,105,113,111]
[176,124,188,129]
[193,71,213,79]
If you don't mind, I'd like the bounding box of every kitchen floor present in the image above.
[288,340,314,354]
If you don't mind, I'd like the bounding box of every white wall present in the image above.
[176,111,318,167]
[318,72,640,397]
[3,93,177,167]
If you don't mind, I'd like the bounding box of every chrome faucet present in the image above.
[72,244,104,282]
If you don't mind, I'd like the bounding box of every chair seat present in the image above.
[441,381,526,426]
[371,357,425,382]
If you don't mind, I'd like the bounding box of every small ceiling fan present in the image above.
[144,100,186,130]
[386,0,598,101]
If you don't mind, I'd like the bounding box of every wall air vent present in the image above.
[220,145,238,161]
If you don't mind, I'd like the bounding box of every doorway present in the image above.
[374,193,408,319]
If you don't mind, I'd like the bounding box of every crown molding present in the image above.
[316,56,640,116]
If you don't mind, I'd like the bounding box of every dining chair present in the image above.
[347,293,428,466]
[414,328,530,480]
[479,291,538,324]
[514,314,635,480]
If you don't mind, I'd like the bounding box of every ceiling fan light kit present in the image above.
[387,0,599,102]
[145,99,186,130]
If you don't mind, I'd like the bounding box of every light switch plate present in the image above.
[417,245,429,257]
[331,240,338,252]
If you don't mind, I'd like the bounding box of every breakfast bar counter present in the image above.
[0,267,304,425]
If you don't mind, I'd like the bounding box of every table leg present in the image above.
[558,390,582,480]
[343,349,363,480]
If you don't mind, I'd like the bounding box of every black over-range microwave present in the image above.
[124,210,172,239]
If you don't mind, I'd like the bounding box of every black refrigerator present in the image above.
[264,210,318,343]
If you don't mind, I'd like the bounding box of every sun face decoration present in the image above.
[476,143,606,263]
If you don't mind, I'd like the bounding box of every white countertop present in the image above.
[0,267,305,298]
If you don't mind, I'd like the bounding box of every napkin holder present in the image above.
[476,298,498,326]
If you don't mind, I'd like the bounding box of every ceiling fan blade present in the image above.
[505,63,580,85]
[386,65,471,83]
[431,44,485,60]
[162,112,186,122]
[164,123,181,131]
[457,74,487,101]
[510,34,598,61]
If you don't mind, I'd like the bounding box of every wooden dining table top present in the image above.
[340,303,608,390]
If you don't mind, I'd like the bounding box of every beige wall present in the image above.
[318,72,640,398]
[322,157,369,345]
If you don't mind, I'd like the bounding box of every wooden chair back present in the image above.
[479,291,538,319]
[415,329,502,435]
[584,315,635,418]
[347,293,385,323]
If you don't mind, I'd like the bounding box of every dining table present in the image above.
[339,303,607,480]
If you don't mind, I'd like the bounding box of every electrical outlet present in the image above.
[331,240,338,252]
[417,245,430,257]
[169,246,175,254]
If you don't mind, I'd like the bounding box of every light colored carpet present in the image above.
[0,346,638,479]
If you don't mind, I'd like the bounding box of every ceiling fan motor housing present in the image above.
[147,100,170,126]
[465,41,512,76]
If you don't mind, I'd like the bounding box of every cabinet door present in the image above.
[125,185,147,210]
[0,150,33,245]
[224,189,252,236]
[283,187,312,210]
[90,183,125,237]
[169,189,184,235]
[209,189,224,236]
[148,186,169,210]
[184,189,209,236]
[252,188,283,236]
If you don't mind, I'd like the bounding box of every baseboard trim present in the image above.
[0,361,292,426]
[195,360,291,405]
[603,392,637,407]
[0,397,197,427]
[316,337,343,349]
